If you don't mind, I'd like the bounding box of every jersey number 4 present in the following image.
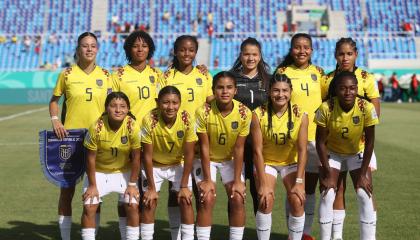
[301,83,309,96]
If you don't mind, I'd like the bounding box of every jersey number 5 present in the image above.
[86,88,92,101]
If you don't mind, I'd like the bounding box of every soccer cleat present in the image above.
[301,233,316,240]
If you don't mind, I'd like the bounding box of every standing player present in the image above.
[193,71,251,240]
[252,73,308,240]
[81,92,141,240]
[321,38,381,240]
[315,71,379,240]
[49,32,111,240]
[275,33,325,240]
[140,86,197,240]
[229,37,271,214]
[161,35,213,240]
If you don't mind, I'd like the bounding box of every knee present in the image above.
[200,193,215,209]
[258,195,274,213]
[287,194,304,213]
[229,194,245,209]
[125,203,139,213]
[83,204,99,217]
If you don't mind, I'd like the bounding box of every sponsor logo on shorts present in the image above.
[196,78,202,85]
[121,136,128,144]
[96,79,103,86]
[231,121,238,129]
[353,116,360,124]
[59,145,72,161]
[143,179,148,187]
[196,168,201,176]
[311,74,317,81]
[149,76,155,83]
[177,130,184,138]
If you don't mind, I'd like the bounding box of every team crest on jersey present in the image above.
[59,145,73,161]
[311,74,317,82]
[121,136,128,144]
[96,79,103,86]
[353,116,360,124]
[196,167,201,176]
[177,130,184,138]
[196,78,203,85]
[231,121,239,129]
[149,76,155,83]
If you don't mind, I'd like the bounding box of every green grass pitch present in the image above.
[0,103,419,239]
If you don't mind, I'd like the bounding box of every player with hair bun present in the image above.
[49,32,111,240]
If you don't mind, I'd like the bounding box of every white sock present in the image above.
[288,214,305,240]
[81,228,95,240]
[119,217,127,240]
[140,223,154,240]
[58,215,71,240]
[196,226,211,240]
[229,226,244,240]
[285,197,290,228]
[95,213,100,236]
[126,226,139,240]
[319,189,335,240]
[357,189,376,240]
[304,193,316,235]
[168,206,181,240]
[256,211,272,240]
[332,209,346,240]
[181,224,195,240]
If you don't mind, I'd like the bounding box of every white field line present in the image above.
[0,107,48,122]
[0,142,37,146]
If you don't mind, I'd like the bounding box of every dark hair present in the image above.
[333,37,358,74]
[123,31,155,62]
[267,73,293,139]
[231,37,271,89]
[158,86,182,102]
[275,33,312,70]
[327,71,358,100]
[74,32,98,61]
[104,91,136,119]
[172,35,199,71]
[212,71,237,91]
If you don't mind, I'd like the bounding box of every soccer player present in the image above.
[49,32,111,240]
[81,92,141,240]
[229,37,271,215]
[161,35,213,240]
[193,71,251,240]
[315,71,379,240]
[252,73,308,240]
[140,86,197,240]
[321,38,381,240]
[275,33,325,240]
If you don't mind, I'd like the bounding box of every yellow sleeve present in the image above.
[185,125,198,142]
[140,115,153,144]
[364,74,380,99]
[206,72,213,97]
[111,72,121,92]
[83,125,98,150]
[314,102,329,128]
[195,106,207,133]
[129,119,141,149]
[239,110,252,137]
[321,74,331,101]
[364,103,380,127]
[52,71,66,97]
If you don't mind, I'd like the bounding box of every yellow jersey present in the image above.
[321,68,380,101]
[112,65,163,122]
[276,64,325,141]
[53,64,111,129]
[84,115,141,173]
[254,103,303,166]
[195,99,252,162]
[162,67,213,116]
[141,109,197,166]
[314,97,379,154]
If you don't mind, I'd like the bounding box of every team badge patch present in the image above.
[353,116,360,124]
[59,145,73,161]
[121,136,128,144]
[96,79,103,86]
[196,168,201,176]
[231,121,239,129]
[196,78,202,85]
[177,130,184,138]
[149,76,155,83]
[311,74,317,81]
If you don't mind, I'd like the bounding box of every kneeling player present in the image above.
[140,86,197,240]
[315,71,379,240]
[82,92,141,240]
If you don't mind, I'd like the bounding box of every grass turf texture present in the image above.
[0,103,419,239]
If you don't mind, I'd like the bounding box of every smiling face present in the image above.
[158,93,181,121]
[130,37,150,64]
[106,98,129,123]
[269,81,291,110]
[175,39,197,67]
[213,76,237,105]
[240,44,261,72]
[335,42,358,72]
[77,36,98,63]
[336,75,358,108]
[291,37,312,68]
